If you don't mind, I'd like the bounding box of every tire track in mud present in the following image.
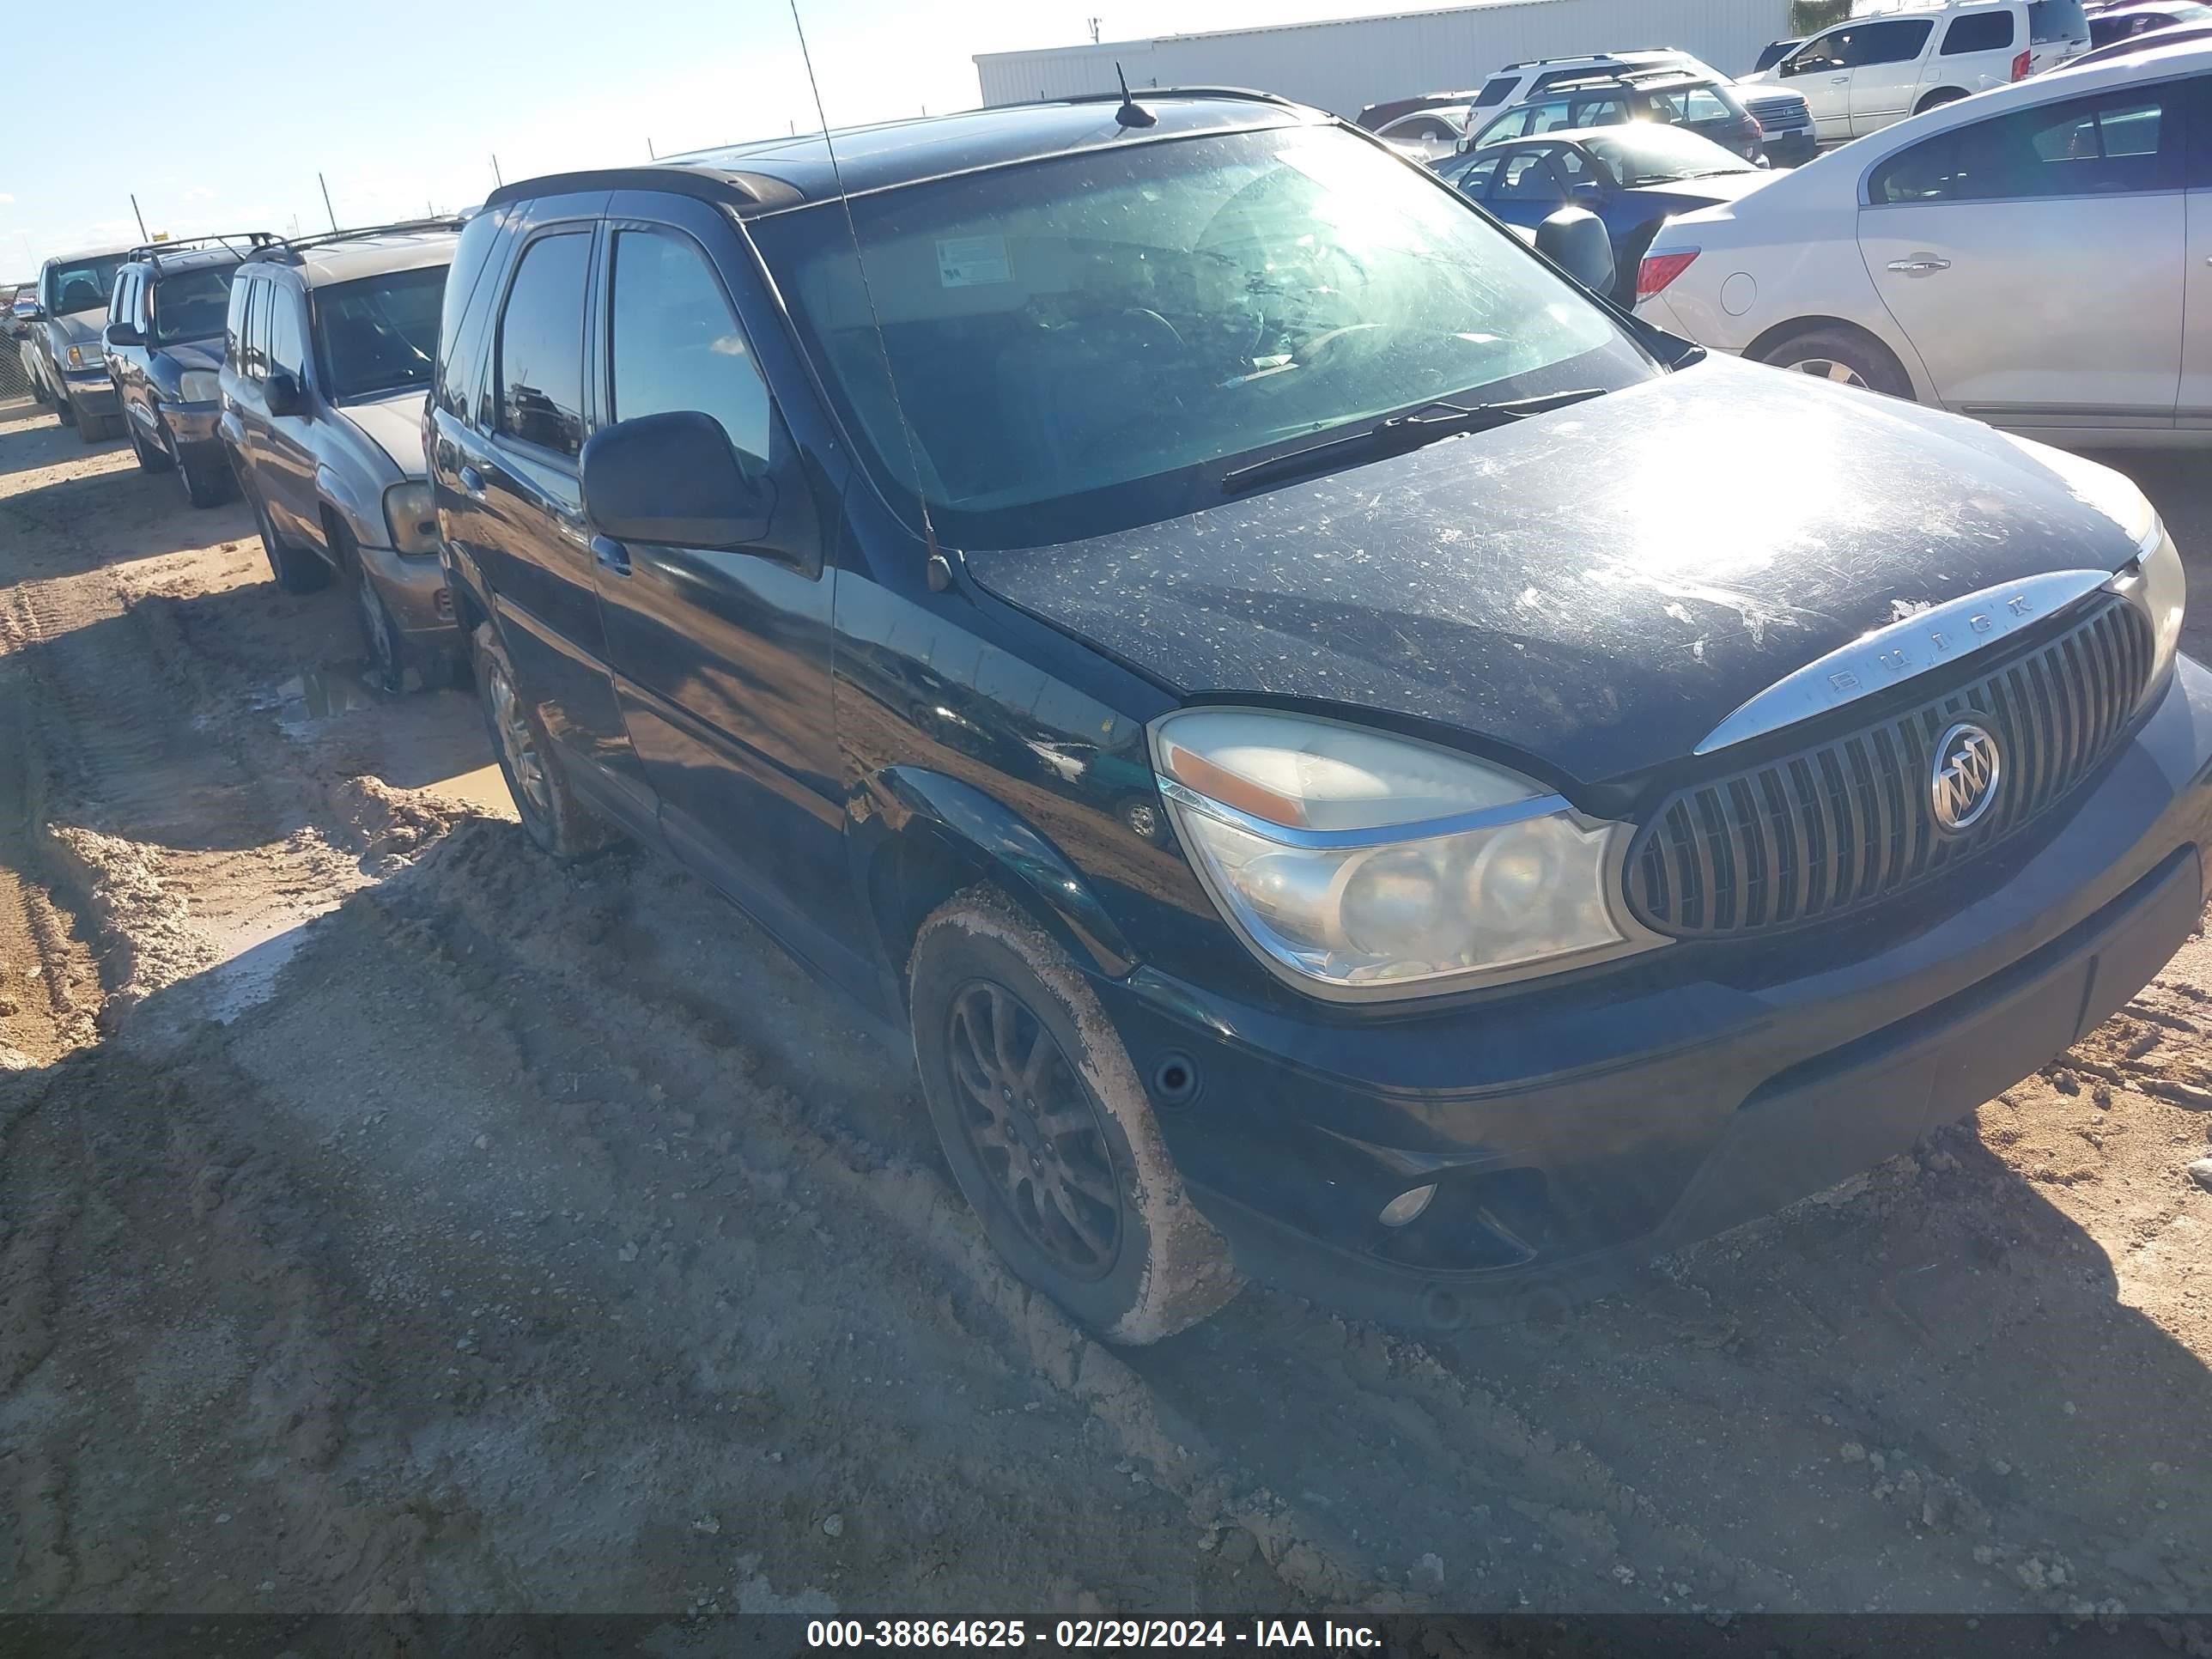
[0,568,365,1023]
[316,827,1781,1613]
[315,829,1386,1610]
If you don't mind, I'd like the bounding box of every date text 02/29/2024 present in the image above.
[805,1620,1382,1650]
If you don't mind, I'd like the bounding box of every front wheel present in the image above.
[240,469,329,593]
[167,426,232,507]
[127,411,173,473]
[909,891,1241,1345]
[471,621,617,858]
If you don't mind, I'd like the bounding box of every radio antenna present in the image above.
[787,0,948,578]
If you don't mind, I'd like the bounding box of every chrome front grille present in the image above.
[1626,593,2154,939]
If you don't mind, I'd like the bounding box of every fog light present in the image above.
[1378,1183,1437,1228]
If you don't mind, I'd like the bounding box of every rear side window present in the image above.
[1844,18,1936,65]
[1942,11,2017,53]
[1653,87,1733,125]
[1869,88,2172,201]
[1473,75,1519,107]
[495,231,591,458]
[609,229,775,473]
[2030,0,2088,42]
[1442,152,1503,196]
[1495,149,1568,203]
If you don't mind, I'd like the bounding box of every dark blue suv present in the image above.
[429,91,2212,1342]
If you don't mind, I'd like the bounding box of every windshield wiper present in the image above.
[1220,388,1609,495]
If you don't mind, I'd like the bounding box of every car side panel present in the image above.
[1636,196,1938,399]
[449,197,647,805]
[585,191,861,985]
[1862,191,2183,423]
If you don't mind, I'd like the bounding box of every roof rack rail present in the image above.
[127,230,278,264]
[1056,84,1302,110]
[243,214,470,265]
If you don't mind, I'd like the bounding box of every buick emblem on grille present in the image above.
[1930,721,2002,833]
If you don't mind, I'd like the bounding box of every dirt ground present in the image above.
[3,396,2210,1627]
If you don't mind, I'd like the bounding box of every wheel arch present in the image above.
[1915,87,1967,114]
[852,766,1139,1010]
[313,461,386,560]
[1741,313,1928,399]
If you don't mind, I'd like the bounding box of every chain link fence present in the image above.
[0,333,34,404]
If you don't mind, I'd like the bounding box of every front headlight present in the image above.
[382,481,439,555]
[2121,518,2185,690]
[178,368,222,403]
[1151,708,1662,1000]
[65,343,89,368]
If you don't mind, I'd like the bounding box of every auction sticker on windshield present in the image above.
[937,234,1012,287]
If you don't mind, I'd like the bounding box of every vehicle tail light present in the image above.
[1637,248,1699,301]
[2012,49,2031,79]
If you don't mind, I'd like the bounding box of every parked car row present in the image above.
[1368,48,1817,170]
[7,65,2207,1345]
[1636,33,2209,447]
[1742,0,2093,140]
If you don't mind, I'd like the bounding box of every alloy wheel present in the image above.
[1786,356,1869,389]
[944,980,1123,1279]
[485,660,551,822]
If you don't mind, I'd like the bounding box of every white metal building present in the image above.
[974,0,1801,118]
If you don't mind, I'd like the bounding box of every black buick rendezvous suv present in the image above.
[429,91,2209,1342]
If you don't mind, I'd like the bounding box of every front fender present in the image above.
[316,462,387,553]
[853,766,1138,981]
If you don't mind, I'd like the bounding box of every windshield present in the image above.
[149,265,234,345]
[2031,0,2090,40]
[313,264,447,400]
[1582,125,1756,184]
[46,255,126,317]
[750,125,1651,549]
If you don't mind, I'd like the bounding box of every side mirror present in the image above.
[14,297,43,321]
[264,368,303,416]
[106,322,143,348]
[1534,207,1617,299]
[581,410,774,550]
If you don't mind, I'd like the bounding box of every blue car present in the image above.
[1437,123,1779,305]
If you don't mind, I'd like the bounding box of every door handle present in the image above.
[1830,75,1849,83]
[591,535,632,576]
[1887,256,1952,276]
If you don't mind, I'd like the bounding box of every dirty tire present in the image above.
[1756,323,1914,400]
[240,469,330,593]
[471,620,617,860]
[53,389,76,426]
[337,523,408,695]
[168,427,231,507]
[910,890,1241,1345]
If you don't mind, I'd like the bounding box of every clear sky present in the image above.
[0,0,1481,276]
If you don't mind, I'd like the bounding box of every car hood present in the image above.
[1625,169,1778,206]
[965,357,2153,787]
[57,311,104,346]
[337,389,429,478]
[163,338,223,374]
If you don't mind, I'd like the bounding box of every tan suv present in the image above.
[218,220,464,691]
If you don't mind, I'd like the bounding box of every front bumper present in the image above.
[1096,655,2212,1328]
[61,367,118,415]
[1759,126,1818,167]
[161,398,223,447]
[359,542,461,646]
